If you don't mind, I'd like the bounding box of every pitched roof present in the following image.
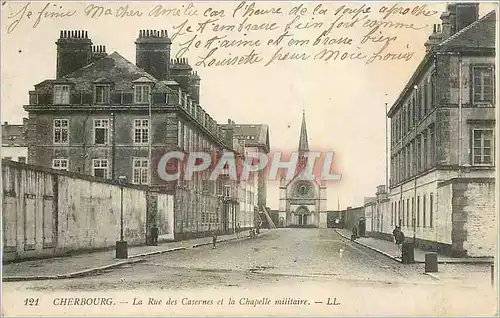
[2,122,28,146]
[388,9,496,116]
[62,52,157,91]
[438,10,496,50]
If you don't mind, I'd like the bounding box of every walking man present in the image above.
[212,230,218,249]
[151,224,159,246]
[351,226,358,241]
[393,226,405,258]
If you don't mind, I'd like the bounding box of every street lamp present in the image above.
[116,175,128,259]
[413,85,418,245]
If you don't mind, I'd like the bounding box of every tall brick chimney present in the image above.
[56,30,93,78]
[453,3,479,33]
[91,45,108,63]
[135,30,172,80]
[190,71,201,104]
[170,58,192,93]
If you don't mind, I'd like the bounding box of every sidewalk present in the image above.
[3,231,265,282]
[336,229,494,264]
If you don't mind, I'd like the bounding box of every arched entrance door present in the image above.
[358,217,366,237]
[296,206,310,226]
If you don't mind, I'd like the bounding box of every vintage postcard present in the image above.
[1,0,498,316]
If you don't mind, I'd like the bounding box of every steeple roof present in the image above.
[298,110,309,152]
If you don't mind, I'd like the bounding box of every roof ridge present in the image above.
[438,10,496,47]
[63,51,157,81]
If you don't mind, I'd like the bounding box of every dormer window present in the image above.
[54,85,70,104]
[134,84,150,104]
[95,85,110,104]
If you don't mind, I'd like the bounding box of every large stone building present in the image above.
[278,112,328,228]
[2,119,28,163]
[23,29,265,239]
[383,4,496,257]
[221,121,271,228]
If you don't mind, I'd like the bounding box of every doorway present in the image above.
[298,214,308,226]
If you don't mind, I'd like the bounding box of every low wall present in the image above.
[2,160,174,262]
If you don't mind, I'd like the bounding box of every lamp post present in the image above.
[116,175,128,259]
[413,85,418,244]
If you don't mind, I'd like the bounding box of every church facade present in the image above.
[278,112,328,228]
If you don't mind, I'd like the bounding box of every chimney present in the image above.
[135,29,172,80]
[189,71,201,104]
[424,24,444,52]
[56,30,93,78]
[454,3,479,34]
[91,45,108,62]
[170,58,193,94]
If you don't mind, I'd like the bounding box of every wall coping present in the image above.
[437,177,496,188]
[2,159,170,194]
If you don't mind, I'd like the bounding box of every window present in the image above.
[18,157,26,163]
[94,119,109,145]
[95,85,110,104]
[429,125,435,166]
[224,185,231,197]
[398,201,401,226]
[4,156,12,160]
[401,200,405,226]
[429,193,433,228]
[423,132,428,169]
[52,158,68,171]
[423,194,426,227]
[53,119,69,144]
[133,158,149,185]
[472,129,494,165]
[417,196,420,227]
[391,203,394,226]
[417,137,422,172]
[406,199,410,227]
[472,66,494,104]
[53,85,70,104]
[423,80,428,116]
[92,159,108,179]
[177,121,183,148]
[411,197,415,227]
[430,72,437,108]
[134,85,150,104]
[134,119,149,144]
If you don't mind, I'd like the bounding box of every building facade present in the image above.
[278,112,328,228]
[23,29,265,240]
[385,4,496,257]
[2,119,28,162]
[221,120,271,230]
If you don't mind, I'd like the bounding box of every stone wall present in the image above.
[2,160,174,262]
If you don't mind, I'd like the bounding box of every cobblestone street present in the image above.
[3,229,497,315]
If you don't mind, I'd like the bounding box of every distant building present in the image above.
[278,111,327,228]
[221,120,271,230]
[385,4,496,257]
[2,119,28,163]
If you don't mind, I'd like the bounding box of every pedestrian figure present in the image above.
[393,226,405,258]
[236,223,241,238]
[351,226,358,241]
[151,224,159,246]
[212,230,217,249]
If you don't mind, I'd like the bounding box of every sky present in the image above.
[1,1,497,209]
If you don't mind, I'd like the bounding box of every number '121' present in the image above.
[24,298,39,306]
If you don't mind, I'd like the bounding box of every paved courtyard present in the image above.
[3,229,497,316]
